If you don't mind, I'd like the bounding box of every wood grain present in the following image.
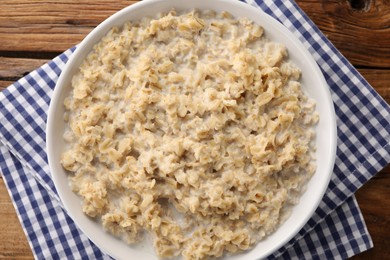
[0,81,14,90]
[296,0,390,68]
[0,0,137,52]
[0,57,48,78]
[0,57,48,89]
[351,168,390,259]
[0,0,389,259]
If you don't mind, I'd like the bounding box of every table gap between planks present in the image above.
[0,0,389,259]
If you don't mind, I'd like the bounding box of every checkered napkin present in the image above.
[1,0,389,259]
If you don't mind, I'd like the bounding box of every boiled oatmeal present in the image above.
[61,9,319,260]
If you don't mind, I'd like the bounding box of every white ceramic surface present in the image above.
[47,0,337,259]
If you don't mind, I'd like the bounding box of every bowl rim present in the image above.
[47,0,337,259]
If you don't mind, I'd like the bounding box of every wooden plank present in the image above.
[0,0,138,52]
[0,81,14,91]
[0,57,49,90]
[352,166,390,259]
[296,0,390,68]
[0,1,389,67]
[0,177,34,259]
[0,57,48,78]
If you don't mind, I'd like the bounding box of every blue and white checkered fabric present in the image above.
[0,0,389,259]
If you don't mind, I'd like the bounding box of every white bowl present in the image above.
[47,0,337,259]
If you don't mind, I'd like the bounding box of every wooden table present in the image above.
[0,1,389,259]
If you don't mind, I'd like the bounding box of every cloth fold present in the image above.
[1,0,389,259]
